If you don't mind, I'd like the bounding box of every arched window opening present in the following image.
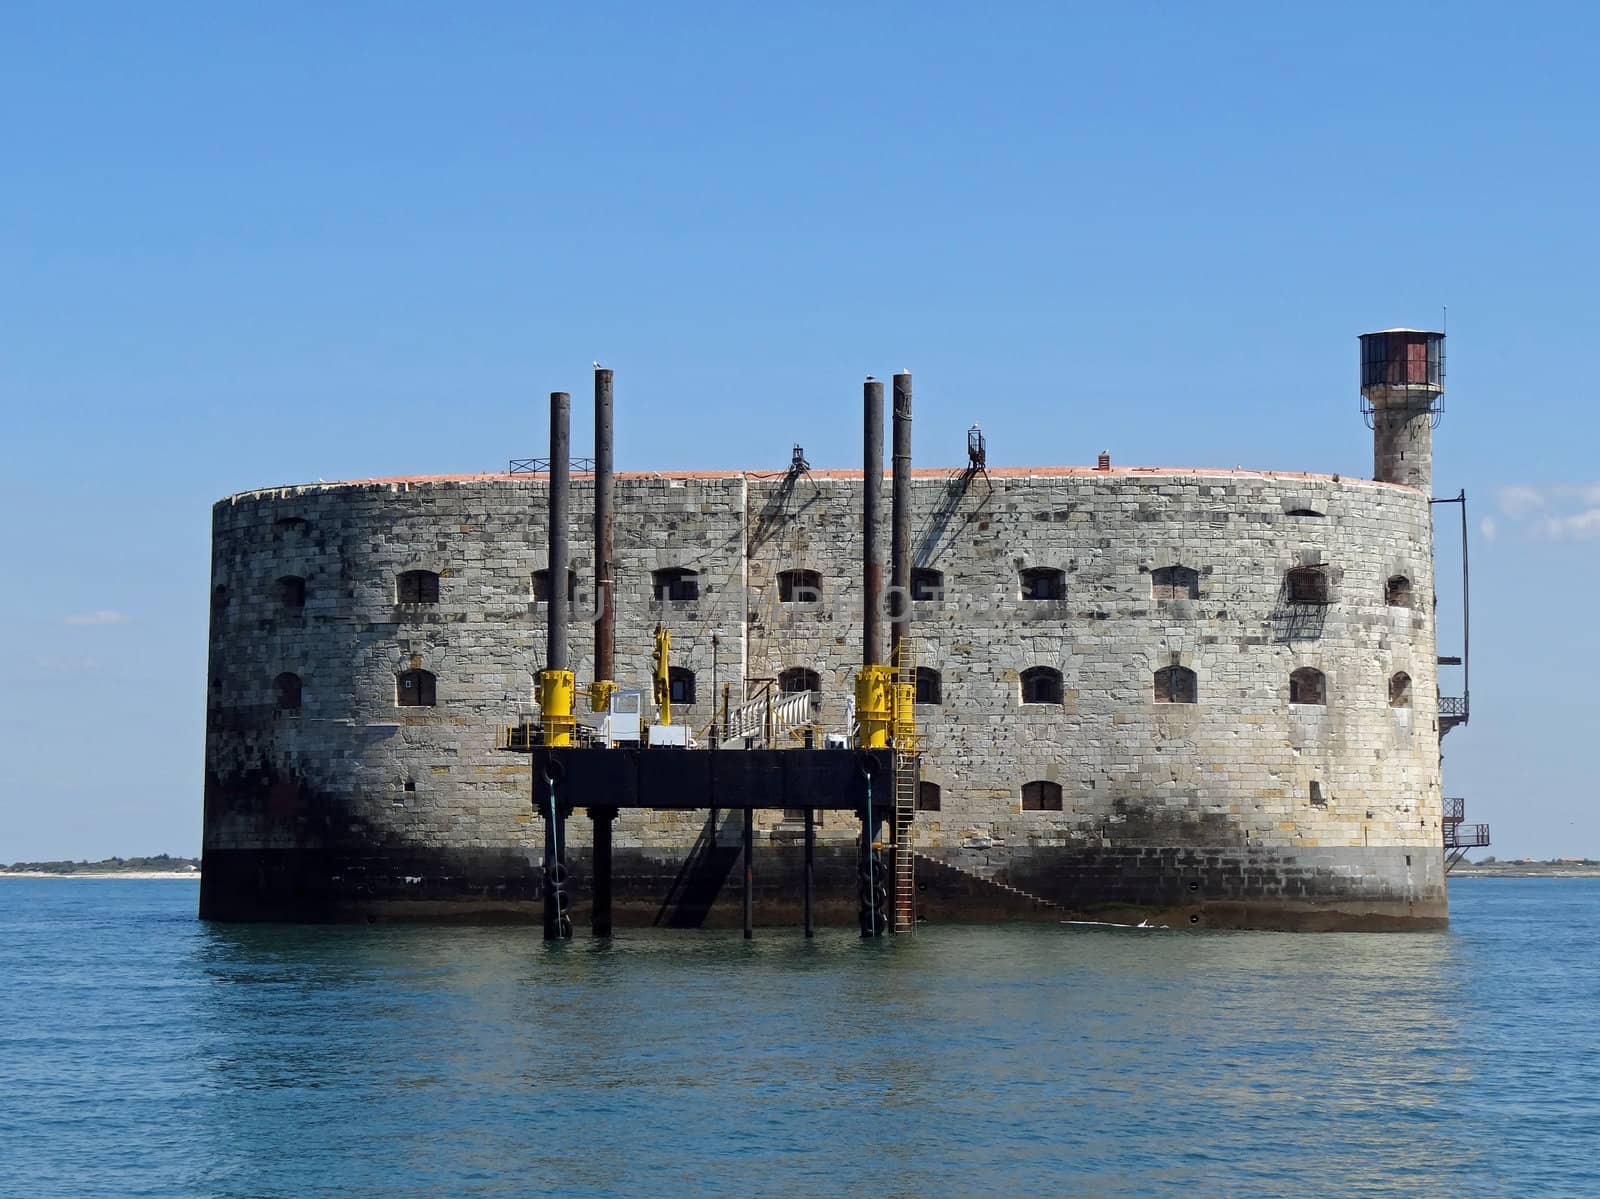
[1020,567,1065,601]
[397,570,440,605]
[273,517,309,536]
[211,584,229,612]
[917,781,942,812]
[915,667,942,705]
[778,569,822,603]
[1021,780,1063,811]
[1289,667,1326,706]
[910,568,945,601]
[778,667,820,695]
[1386,575,1412,607]
[1286,508,1326,519]
[533,568,577,603]
[1154,665,1198,704]
[1389,672,1412,708]
[1151,565,1200,600]
[275,576,306,609]
[397,668,437,707]
[1021,666,1063,705]
[1286,566,1330,605]
[652,567,700,602]
[273,672,302,712]
[669,666,696,706]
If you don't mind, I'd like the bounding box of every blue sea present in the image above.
[1,878,1596,1198]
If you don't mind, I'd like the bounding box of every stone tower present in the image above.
[1360,328,1444,490]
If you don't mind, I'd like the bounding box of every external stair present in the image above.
[912,850,1061,913]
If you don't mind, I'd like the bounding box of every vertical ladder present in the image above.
[891,640,919,932]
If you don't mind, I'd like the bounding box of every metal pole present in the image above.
[593,369,615,684]
[890,371,912,656]
[548,392,571,672]
[742,807,754,940]
[711,633,720,749]
[591,807,613,937]
[863,377,885,667]
[1460,489,1470,716]
[803,808,815,938]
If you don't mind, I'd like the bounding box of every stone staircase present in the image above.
[912,851,1061,914]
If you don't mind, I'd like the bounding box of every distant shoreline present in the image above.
[0,871,200,880]
[1453,868,1600,879]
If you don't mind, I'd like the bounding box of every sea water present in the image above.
[1,877,1596,1198]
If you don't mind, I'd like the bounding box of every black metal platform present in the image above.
[530,746,895,812]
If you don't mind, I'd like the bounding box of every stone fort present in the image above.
[201,330,1471,929]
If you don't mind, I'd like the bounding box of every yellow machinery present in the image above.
[854,663,894,750]
[652,624,672,726]
[538,668,576,748]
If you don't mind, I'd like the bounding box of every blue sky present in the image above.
[2,2,1595,860]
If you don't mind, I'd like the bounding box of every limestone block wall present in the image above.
[204,467,1441,885]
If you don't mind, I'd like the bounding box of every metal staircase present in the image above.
[724,688,816,746]
[891,640,920,932]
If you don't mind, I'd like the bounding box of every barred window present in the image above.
[1021,666,1063,705]
[1289,667,1326,706]
[533,568,578,603]
[669,666,696,705]
[1154,665,1197,704]
[1151,565,1199,600]
[397,570,440,604]
[1021,780,1063,811]
[397,668,437,707]
[1020,567,1065,601]
[777,569,822,603]
[652,568,700,602]
[1286,566,1330,605]
[911,568,945,601]
[779,667,820,694]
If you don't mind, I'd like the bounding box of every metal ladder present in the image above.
[891,639,919,932]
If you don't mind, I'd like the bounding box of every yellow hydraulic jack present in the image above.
[538,668,576,748]
[652,624,672,727]
[854,664,895,750]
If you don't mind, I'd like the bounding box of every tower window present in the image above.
[1286,566,1330,605]
[533,569,577,603]
[1389,672,1412,708]
[910,568,945,601]
[669,666,696,705]
[777,569,822,603]
[275,576,306,609]
[1386,575,1412,607]
[1151,565,1199,600]
[917,781,942,812]
[1289,667,1326,706]
[1154,665,1198,704]
[397,570,440,604]
[397,668,437,707]
[1020,567,1065,601]
[652,568,700,602]
[1021,666,1063,705]
[778,667,820,695]
[915,667,942,705]
[211,584,229,612]
[1021,780,1063,811]
[273,672,302,712]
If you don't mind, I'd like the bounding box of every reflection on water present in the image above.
[3,879,1598,1197]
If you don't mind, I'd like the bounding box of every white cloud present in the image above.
[1537,509,1600,541]
[63,610,128,626]
[1497,485,1546,516]
[1489,483,1600,542]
